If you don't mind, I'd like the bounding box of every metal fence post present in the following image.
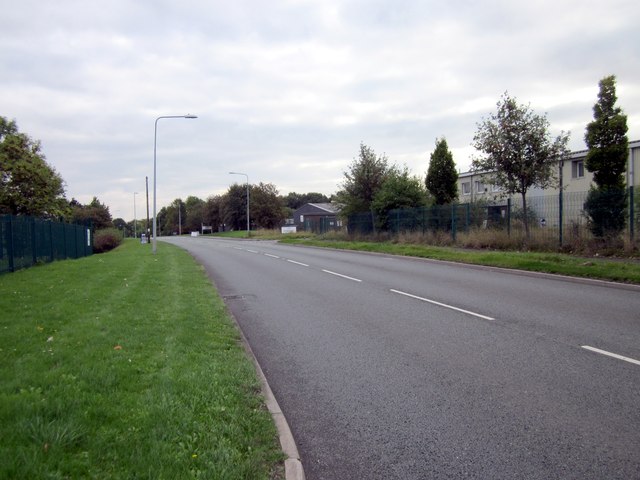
[507,198,512,237]
[451,203,456,242]
[49,221,54,262]
[559,186,564,247]
[31,217,37,266]
[466,203,470,232]
[630,185,635,243]
[7,216,15,272]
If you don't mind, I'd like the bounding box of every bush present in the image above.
[93,228,123,253]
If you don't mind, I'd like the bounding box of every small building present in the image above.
[292,203,342,233]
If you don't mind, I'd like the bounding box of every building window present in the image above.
[462,182,471,195]
[572,160,584,178]
[475,181,486,193]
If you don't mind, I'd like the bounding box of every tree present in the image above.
[336,143,391,218]
[472,93,570,240]
[184,195,205,233]
[251,182,286,229]
[371,166,429,230]
[0,116,68,218]
[222,184,249,231]
[426,137,458,205]
[283,192,331,210]
[203,195,224,231]
[113,217,127,232]
[69,197,113,229]
[159,198,185,235]
[584,75,629,239]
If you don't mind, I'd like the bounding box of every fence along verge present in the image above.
[0,215,93,274]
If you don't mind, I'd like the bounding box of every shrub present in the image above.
[93,228,123,253]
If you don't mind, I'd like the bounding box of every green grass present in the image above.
[280,238,640,284]
[0,240,283,479]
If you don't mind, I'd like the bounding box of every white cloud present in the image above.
[1,0,639,219]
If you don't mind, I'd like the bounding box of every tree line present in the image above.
[125,188,332,237]
[336,74,629,243]
[2,75,629,243]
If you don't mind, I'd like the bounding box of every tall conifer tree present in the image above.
[584,75,629,239]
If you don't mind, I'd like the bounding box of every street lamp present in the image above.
[229,172,249,236]
[133,192,138,239]
[153,114,197,254]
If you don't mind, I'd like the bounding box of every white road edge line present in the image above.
[581,345,640,366]
[287,259,309,267]
[264,253,280,259]
[321,269,362,282]
[390,289,495,321]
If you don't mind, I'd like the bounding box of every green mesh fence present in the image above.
[0,215,93,274]
[346,187,638,247]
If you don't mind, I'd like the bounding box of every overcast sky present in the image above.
[1,0,639,221]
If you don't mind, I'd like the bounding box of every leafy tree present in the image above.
[184,195,205,233]
[584,75,629,239]
[126,219,144,238]
[336,142,391,218]
[156,206,169,235]
[113,217,127,232]
[372,166,429,230]
[283,192,331,210]
[159,199,186,235]
[0,116,68,218]
[203,195,224,231]
[251,182,285,229]
[426,137,458,205]
[472,93,570,240]
[69,197,113,229]
[222,184,249,231]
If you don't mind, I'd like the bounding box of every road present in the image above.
[161,236,640,479]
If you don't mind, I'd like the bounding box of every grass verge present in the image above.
[280,238,640,284]
[0,239,283,479]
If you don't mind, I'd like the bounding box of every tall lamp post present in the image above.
[133,192,138,239]
[153,114,197,254]
[229,172,249,236]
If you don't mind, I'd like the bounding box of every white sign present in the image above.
[281,226,297,234]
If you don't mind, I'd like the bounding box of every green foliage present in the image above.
[584,75,629,238]
[203,194,224,231]
[584,75,628,189]
[223,184,250,231]
[584,187,627,238]
[472,92,570,238]
[250,182,286,229]
[336,143,391,217]
[372,166,429,230]
[0,116,68,218]
[93,228,123,253]
[283,191,331,210]
[184,195,205,233]
[426,137,458,205]
[69,197,113,229]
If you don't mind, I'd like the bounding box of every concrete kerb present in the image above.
[235,316,306,480]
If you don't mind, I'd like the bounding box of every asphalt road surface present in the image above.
[161,236,640,480]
